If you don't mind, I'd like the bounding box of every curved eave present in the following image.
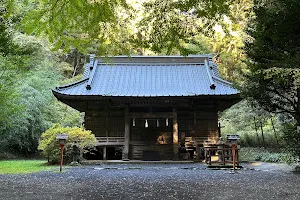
[55,78,89,90]
[52,89,241,101]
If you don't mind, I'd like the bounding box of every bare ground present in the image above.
[0,162,299,200]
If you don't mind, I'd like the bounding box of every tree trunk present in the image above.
[271,118,279,146]
[253,117,260,147]
[260,121,265,148]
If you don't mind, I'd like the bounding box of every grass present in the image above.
[0,160,55,174]
[239,147,296,164]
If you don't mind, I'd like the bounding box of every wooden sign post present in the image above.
[56,134,68,172]
[232,143,237,170]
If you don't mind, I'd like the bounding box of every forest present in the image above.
[0,0,300,161]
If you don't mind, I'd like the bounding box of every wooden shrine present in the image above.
[52,55,241,160]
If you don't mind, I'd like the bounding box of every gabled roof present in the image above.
[53,55,239,98]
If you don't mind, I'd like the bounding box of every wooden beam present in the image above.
[123,106,130,161]
[128,112,173,119]
[173,108,179,160]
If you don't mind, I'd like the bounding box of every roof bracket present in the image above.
[205,59,216,90]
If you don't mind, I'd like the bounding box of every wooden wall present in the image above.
[130,118,173,160]
[178,108,218,139]
[84,105,219,160]
[85,108,125,137]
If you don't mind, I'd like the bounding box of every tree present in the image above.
[8,0,239,54]
[0,5,35,123]
[14,0,131,53]
[243,0,300,123]
[242,0,300,157]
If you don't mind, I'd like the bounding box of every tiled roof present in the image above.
[53,55,239,97]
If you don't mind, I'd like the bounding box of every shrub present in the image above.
[282,123,300,158]
[38,124,97,164]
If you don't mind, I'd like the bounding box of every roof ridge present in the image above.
[204,59,216,90]
[212,76,233,86]
[86,60,98,90]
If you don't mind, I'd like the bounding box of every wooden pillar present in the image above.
[103,147,107,160]
[218,122,221,138]
[173,107,179,160]
[105,108,109,138]
[193,105,197,127]
[123,106,130,161]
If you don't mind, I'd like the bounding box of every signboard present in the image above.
[56,134,68,172]
[56,134,69,140]
[227,135,240,140]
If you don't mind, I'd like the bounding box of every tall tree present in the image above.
[243,0,300,123]
[242,0,300,156]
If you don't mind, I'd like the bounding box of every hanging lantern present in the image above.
[157,119,159,127]
[133,118,135,127]
[166,118,169,126]
[145,119,148,128]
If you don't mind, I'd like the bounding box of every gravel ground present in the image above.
[0,163,299,200]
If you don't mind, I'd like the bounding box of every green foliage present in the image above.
[206,0,253,82]
[8,0,241,57]
[220,100,282,148]
[239,147,296,164]
[38,124,97,163]
[295,165,300,172]
[16,0,129,53]
[0,27,83,156]
[241,0,300,158]
[281,123,300,158]
[242,0,300,120]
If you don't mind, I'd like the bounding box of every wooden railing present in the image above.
[204,144,239,168]
[95,137,125,146]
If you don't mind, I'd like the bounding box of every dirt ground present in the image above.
[0,162,299,200]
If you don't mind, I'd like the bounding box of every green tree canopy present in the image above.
[9,0,238,54]
[242,0,300,123]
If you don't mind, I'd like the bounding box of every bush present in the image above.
[282,123,300,158]
[38,124,97,164]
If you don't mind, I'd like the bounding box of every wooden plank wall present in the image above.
[129,119,173,160]
[85,109,125,137]
[84,106,218,160]
[178,108,218,140]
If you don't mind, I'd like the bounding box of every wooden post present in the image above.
[103,147,107,160]
[59,144,64,172]
[105,108,109,138]
[173,107,179,160]
[232,144,237,170]
[218,122,221,138]
[193,106,197,127]
[123,106,130,161]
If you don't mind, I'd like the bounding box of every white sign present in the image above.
[227,135,240,140]
[56,134,69,140]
